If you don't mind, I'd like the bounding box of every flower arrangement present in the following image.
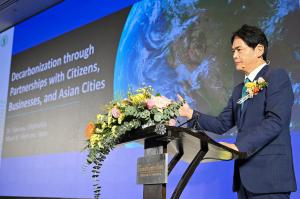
[84,86,183,198]
[237,77,268,104]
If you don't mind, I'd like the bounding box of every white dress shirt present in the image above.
[245,63,267,82]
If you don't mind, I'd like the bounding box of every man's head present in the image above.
[231,24,268,75]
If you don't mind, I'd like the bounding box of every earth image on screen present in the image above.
[114,0,300,131]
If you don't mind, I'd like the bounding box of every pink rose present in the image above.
[146,99,155,110]
[152,96,171,109]
[111,107,121,118]
[168,119,176,126]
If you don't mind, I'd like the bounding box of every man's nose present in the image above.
[233,50,238,59]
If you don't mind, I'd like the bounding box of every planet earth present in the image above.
[114,0,300,131]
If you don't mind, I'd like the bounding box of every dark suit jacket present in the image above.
[190,65,297,193]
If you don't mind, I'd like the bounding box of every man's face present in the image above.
[231,37,258,74]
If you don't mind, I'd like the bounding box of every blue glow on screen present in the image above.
[0,0,299,198]
[13,0,141,55]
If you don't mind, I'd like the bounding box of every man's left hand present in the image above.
[219,142,239,151]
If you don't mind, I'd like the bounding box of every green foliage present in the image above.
[84,86,183,198]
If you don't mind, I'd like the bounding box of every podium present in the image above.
[118,124,247,199]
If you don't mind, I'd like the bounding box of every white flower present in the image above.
[247,88,254,98]
[257,77,265,84]
[151,96,172,109]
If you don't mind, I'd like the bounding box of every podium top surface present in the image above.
[118,125,247,163]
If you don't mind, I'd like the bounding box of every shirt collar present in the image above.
[245,63,267,82]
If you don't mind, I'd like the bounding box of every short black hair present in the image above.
[231,24,268,61]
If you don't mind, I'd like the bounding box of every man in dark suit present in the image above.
[178,24,297,199]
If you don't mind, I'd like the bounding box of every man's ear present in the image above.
[255,44,264,58]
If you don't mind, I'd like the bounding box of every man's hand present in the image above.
[168,119,177,126]
[219,142,239,151]
[177,94,193,119]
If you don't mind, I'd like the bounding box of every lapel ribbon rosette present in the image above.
[237,77,268,105]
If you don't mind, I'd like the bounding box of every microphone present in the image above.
[177,118,195,127]
[177,111,202,130]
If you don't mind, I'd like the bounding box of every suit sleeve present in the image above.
[235,69,294,156]
[188,92,236,135]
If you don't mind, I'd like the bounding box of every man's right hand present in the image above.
[177,94,193,120]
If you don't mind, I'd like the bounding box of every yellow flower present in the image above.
[121,100,129,106]
[107,115,113,125]
[90,134,101,148]
[101,122,107,129]
[245,82,256,89]
[97,114,105,123]
[97,141,104,149]
[95,127,103,134]
[118,113,125,124]
[111,125,118,138]
[129,93,147,105]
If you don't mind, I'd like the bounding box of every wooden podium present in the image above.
[118,124,247,199]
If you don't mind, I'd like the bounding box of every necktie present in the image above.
[241,78,250,109]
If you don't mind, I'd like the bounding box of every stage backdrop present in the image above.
[0,0,299,198]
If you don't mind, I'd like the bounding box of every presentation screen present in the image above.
[0,0,299,198]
